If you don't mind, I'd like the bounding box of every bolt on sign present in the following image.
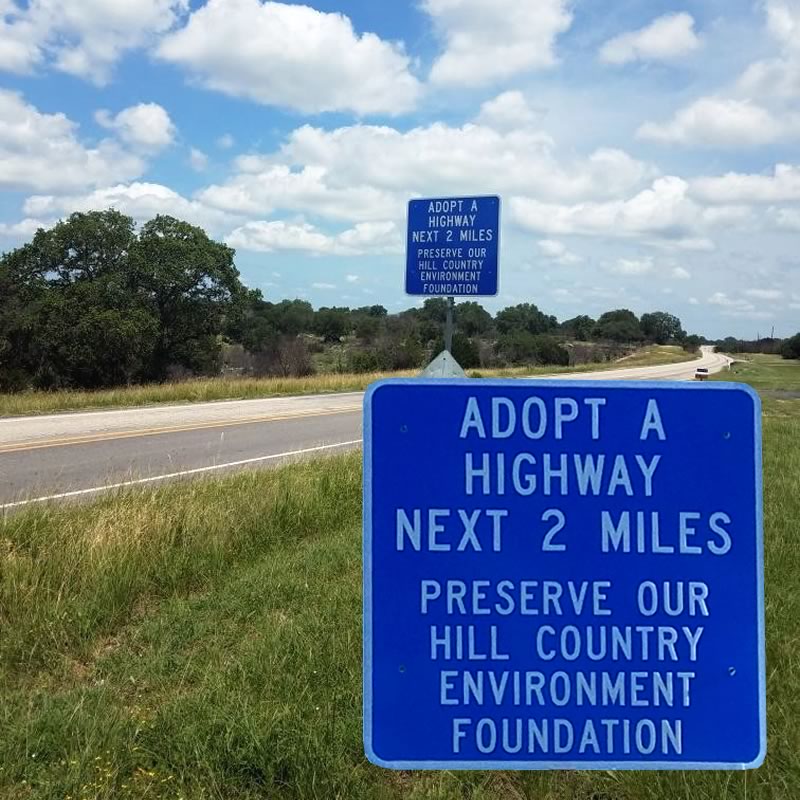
[363,380,765,770]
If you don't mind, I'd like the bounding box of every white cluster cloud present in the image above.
[189,147,209,172]
[775,207,800,229]
[476,91,540,131]
[638,97,800,148]
[200,163,401,224]
[0,90,144,192]
[745,288,782,300]
[537,239,582,265]
[638,2,800,149]
[23,181,236,232]
[736,1,800,103]
[95,102,176,152]
[195,118,654,233]
[0,0,187,83]
[691,164,800,204]
[424,0,572,86]
[510,177,745,246]
[4,90,765,263]
[608,256,655,276]
[0,217,52,238]
[599,12,701,65]
[764,0,800,48]
[225,219,402,255]
[738,57,800,101]
[157,0,420,115]
[707,291,775,319]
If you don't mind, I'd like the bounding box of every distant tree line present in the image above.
[781,334,800,360]
[1,210,703,391]
[715,336,800,361]
[715,337,783,356]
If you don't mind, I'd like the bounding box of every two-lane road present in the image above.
[539,346,731,381]
[0,347,731,509]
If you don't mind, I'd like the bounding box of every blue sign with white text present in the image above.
[405,196,500,296]
[363,380,765,770]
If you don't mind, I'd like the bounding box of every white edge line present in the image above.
[1,439,363,510]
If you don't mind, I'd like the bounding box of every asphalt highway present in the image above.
[539,346,732,381]
[0,347,731,509]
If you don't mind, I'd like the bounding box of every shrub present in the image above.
[497,332,569,366]
[431,334,481,369]
[781,333,800,360]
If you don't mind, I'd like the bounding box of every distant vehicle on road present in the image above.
[696,367,709,381]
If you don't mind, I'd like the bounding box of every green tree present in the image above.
[417,298,450,342]
[315,307,352,342]
[225,289,279,353]
[354,314,381,343]
[781,333,800,360]
[682,334,702,353]
[456,301,493,337]
[432,333,481,369]
[495,303,557,336]
[351,305,387,343]
[272,299,315,336]
[640,311,685,344]
[497,332,568,365]
[0,236,49,389]
[36,283,159,388]
[0,210,162,389]
[593,309,643,342]
[419,298,449,323]
[561,315,595,341]
[354,304,388,318]
[533,335,570,366]
[129,215,244,378]
[719,336,741,354]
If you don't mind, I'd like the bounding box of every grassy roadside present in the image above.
[0,346,697,418]
[613,344,697,368]
[713,353,800,392]
[1,357,797,799]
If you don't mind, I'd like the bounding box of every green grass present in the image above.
[0,346,697,418]
[713,354,800,392]
[614,344,697,368]
[2,388,798,799]
[0,372,417,418]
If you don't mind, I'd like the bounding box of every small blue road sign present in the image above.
[405,196,500,297]
[363,380,765,770]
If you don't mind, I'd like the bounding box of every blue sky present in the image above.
[1,0,800,338]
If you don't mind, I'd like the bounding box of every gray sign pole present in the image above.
[444,296,455,353]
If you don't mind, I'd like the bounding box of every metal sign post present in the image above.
[444,296,455,354]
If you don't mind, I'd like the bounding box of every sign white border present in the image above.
[404,195,502,298]
[363,379,766,771]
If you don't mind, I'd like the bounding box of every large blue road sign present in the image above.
[406,196,500,297]
[363,380,765,770]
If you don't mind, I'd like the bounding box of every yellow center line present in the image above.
[0,406,363,454]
